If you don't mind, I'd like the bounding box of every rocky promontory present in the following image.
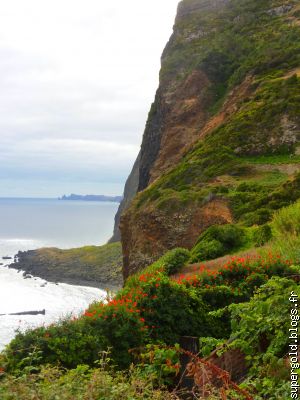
[9,242,123,290]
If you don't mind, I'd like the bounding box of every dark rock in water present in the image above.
[0,263,3,266]
[2,256,12,260]
[8,309,46,316]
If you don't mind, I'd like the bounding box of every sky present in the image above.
[0,0,179,197]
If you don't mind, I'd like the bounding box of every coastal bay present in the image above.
[0,198,121,349]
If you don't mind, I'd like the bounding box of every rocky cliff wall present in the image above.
[118,0,300,278]
[109,152,140,243]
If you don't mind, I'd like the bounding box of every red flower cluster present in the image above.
[80,252,291,340]
[82,276,164,336]
[175,253,291,288]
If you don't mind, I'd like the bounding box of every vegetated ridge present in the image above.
[114,0,300,278]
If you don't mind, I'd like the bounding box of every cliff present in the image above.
[109,151,140,242]
[119,0,300,278]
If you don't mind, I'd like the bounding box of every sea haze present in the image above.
[0,198,119,349]
[0,197,119,250]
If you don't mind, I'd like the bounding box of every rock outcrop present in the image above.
[117,0,300,278]
[9,243,123,289]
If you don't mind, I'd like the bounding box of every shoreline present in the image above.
[3,242,123,293]
[4,262,121,292]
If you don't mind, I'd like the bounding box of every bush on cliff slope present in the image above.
[2,251,295,375]
[190,224,245,262]
[163,247,190,275]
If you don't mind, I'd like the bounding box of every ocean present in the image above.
[0,198,119,350]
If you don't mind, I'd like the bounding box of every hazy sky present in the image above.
[0,0,179,197]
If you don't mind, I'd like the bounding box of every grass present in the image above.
[0,363,172,400]
[240,154,300,164]
[267,200,300,262]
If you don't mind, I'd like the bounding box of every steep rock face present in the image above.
[109,152,140,242]
[121,198,232,278]
[120,0,300,278]
[139,70,211,190]
[138,91,165,191]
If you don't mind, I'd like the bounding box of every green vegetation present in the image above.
[2,198,300,397]
[190,224,245,262]
[0,362,173,400]
[229,277,298,377]
[136,75,300,221]
[190,223,273,263]
[1,247,297,398]
[136,0,300,234]
[13,242,123,288]
[3,202,299,397]
[205,276,298,400]
[269,199,300,262]
[254,224,273,247]
[1,0,300,398]
[163,247,191,275]
[161,0,300,96]
[241,154,300,164]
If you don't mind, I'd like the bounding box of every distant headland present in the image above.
[58,194,123,203]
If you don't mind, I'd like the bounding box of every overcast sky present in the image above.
[0,0,179,197]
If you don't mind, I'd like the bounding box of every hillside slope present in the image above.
[119,0,300,278]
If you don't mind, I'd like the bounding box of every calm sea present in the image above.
[0,198,119,350]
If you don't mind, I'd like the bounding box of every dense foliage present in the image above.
[2,252,294,373]
[163,247,191,275]
[0,362,173,400]
[190,224,245,262]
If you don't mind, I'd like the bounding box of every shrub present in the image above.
[190,239,225,263]
[229,276,299,370]
[137,344,180,386]
[273,200,300,237]
[0,362,174,400]
[271,200,300,262]
[177,253,293,293]
[242,208,272,226]
[4,271,219,373]
[221,276,299,400]
[239,273,269,295]
[3,318,106,373]
[199,285,244,310]
[116,275,215,344]
[190,224,245,262]
[163,248,190,275]
[254,224,272,247]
